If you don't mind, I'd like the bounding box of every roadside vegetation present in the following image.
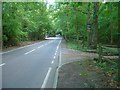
[2,2,52,47]
[2,1,120,87]
[52,2,119,87]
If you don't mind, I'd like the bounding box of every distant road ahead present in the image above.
[2,37,62,88]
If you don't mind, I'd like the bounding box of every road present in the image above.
[0,50,2,90]
[2,37,62,88]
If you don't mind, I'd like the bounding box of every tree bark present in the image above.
[110,4,113,45]
[92,2,99,49]
[87,2,92,48]
[74,6,79,48]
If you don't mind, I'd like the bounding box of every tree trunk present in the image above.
[74,6,79,48]
[110,4,113,45]
[92,2,99,49]
[87,2,92,48]
[110,29,113,44]
[72,4,81,48]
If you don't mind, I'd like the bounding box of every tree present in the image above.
[87,2,92,48]
[2,2,52,46]
[92,2,99,49]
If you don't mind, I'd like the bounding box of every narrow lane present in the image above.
[2,38,61,88]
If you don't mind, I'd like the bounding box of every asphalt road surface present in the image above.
[2,37,62,88]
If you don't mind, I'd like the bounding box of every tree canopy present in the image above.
[3,2,52,46]
[2,2,119,48]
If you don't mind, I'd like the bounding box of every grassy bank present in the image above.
[66,40,119,87]
[67,40,88,52]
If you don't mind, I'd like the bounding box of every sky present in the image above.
[45,0,55,5]
[45,0,55,9]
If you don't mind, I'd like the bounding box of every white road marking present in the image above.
[59,47,62,67]
[51,60,54,64]
[53,40,62,60]
[53,39,62,88]
[53,56,56,59]
[38,45,44,48]
[38,46,41,48]
[37,42,51,49]
[2,40,46,54]
[56,40,61,51]
[55,50,57,53]
[41,67,52,88]
[55,53,57,56]
[57,46,59,50]
[58,39,62,67]
[24,49,35,55]
[0,63,5,67]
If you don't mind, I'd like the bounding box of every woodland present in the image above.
[2,2,120,86]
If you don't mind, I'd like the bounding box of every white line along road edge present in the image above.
[53,39,62,88]
[0,63,5,67]
[58,39,62,67]
[41,67,52,88]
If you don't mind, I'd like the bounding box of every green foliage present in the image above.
[67,40,88,51]
[95,60,118,82]
[98,3,118,44]
[102,47,118,55]
[51,2,118,47]
[2,2,119,49]
[2,2,52,46]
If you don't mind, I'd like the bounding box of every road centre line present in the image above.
[0,63,5,67]
[24,49,35,55]
[2,40,46,54]
[55,50,57,53]
[38,46,41,48]
[51,60,54,64]
[57,40,61,50]
[38,40,52,48]
[25,40,54,55]
[53,39,62,88]
[57,46,59,50]
[41,67,52,88]
[38,45,44,48]
[53,56,56,59]
[55,53,57,56]
[40,44,44,47]
[53,40,61,60]
[56,47,58,52]
[42,39,61,88]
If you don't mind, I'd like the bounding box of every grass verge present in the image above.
[67,40,88,51]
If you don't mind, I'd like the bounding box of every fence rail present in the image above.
[97,44,118,63]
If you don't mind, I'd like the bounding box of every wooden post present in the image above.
[98,43,102,61]
[118,48,120,85]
